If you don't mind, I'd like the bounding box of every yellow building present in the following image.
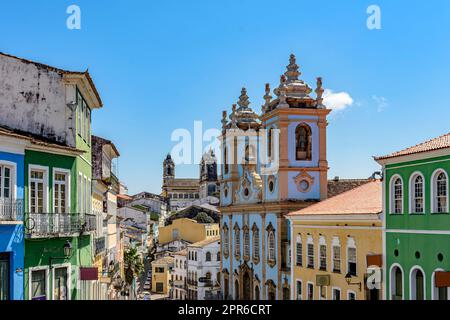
[151,256,174,295]
[158,218,220,245]
[287,180,383,300]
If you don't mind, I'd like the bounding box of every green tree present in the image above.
[124,247,144,286]
[194,211,214,224]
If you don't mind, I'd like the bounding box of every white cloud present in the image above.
[323,89,354,112]
[372,95,388,112]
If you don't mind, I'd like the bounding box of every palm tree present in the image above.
[124,247,144,286]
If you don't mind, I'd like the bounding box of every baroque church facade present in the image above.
[162,150,219,211]
[219,54,332,300]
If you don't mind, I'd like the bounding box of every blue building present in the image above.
[0,127,25,300]
[219,55,331,300]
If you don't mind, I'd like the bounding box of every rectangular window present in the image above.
[307,244,314,268]
[319,245,327,270]
[296,242,302,266]
[0,165,11,199]
[348,291,356,300]
[31,269,47,300]
[78,174,82,214]
[348,247,357,276]
[77,91,82,137]
[30,170,45,213]
[84,176,88,214]
[296,280,302,300]
[86,108,91,145]
[307,283,314,300]
[333,246,341,272]
[320,286,327,300]
[54,267,68,300]
[54,172,68,214]
[333,288,341,300]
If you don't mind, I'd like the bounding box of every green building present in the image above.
[375,133,450,300]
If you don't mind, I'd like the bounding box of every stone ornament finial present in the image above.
[315,77,325,108]
[237,87,250,109]
[231,104,238,127]
[278,75,289,108]
[285,53,300,82]
[262,83,272,114]
[222,110,228,128]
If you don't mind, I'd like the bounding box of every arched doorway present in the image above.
[390,265,403,300]
[235,280,239,300]
[410,268,425,300]
[243,272,251,300]
[283,287,290,300]
[224,278,229,300]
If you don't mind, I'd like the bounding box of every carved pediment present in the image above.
[293,170,315,193]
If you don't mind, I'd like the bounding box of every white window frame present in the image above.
[268,231,275,261]
[319,285,327,300]
[431,268,450,300]
[409,265,426,300]
[431,169,449,214]
[243,227,250,258]
[78,173,83,213]
[389,174,404,214]
[332,287,341,300]
[295,235,302,266]
[318,236,327,271]
[389,263,404,300]
[346,237,357,276]
[29,165,49,213]
[347,290,356,300]
[306,281,314,300]
[29,266,50,300]
[253,228,260,260]
[331,236,341,272]
[296,279,302,300]
[0,160,17,200]
[51,262,72,301]
[306,235,314,268]
[409,171,425,214]
[52,168,71,214]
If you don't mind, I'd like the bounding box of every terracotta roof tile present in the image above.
[288,180,382,216]
[189,236,220,248]
[375,132,450,160]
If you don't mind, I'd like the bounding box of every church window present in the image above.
[295,124,312,161]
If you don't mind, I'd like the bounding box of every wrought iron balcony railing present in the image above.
[25,212,96,237]
[0,199,24,222]
[95,236,106,255]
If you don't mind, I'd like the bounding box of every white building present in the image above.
[186,236,221,300]
[171,249,187,300]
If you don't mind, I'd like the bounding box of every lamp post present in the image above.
[49,240,73,268]
[345,272,362,291]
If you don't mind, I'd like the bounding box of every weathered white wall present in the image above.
[0,54,76,146]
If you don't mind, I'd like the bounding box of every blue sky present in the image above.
[1,1,450,194]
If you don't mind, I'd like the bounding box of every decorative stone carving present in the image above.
[293,170,315,193]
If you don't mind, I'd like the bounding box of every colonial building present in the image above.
[287,180,383,300]
[151,255,174,295]
[0,52,101,300]
[186,236,221,300]
[219,54,370,300]
[91,135,121,300]
[171,249,187,300]
[375,133,450,300]
[162,150,219,211]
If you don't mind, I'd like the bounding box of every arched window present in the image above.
[410,173,424,214]
[268,128,273,159]
[234,225,241,259]
[217,251,221,261]
[433,170,448,213]
[206,251,211,262]
[223,224,229,257]
[235,280,239,300]
[268,231,275,262]
[252,226,260,262]
[243,226,250,259]
[391,176,403,214]
[254,285,260,300]
[306,236,314,268]
[390,264,403,300]
[410,267,425,300]
[295,124,312,161]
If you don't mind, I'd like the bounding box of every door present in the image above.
[54,267,68,300]
[0,253,10,300]
[0,165,12,219]
[243,272,251,300]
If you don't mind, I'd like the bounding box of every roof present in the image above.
[117,194,133,201]
[0,51,102,107]
[189,236,220,248]
[375,132,450,161]
[0,125,83,155]
[153,256,174,265]
[92,135,120,157]
[327,178,371,198]
[288,180,382,216]
[173,249,187,257]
